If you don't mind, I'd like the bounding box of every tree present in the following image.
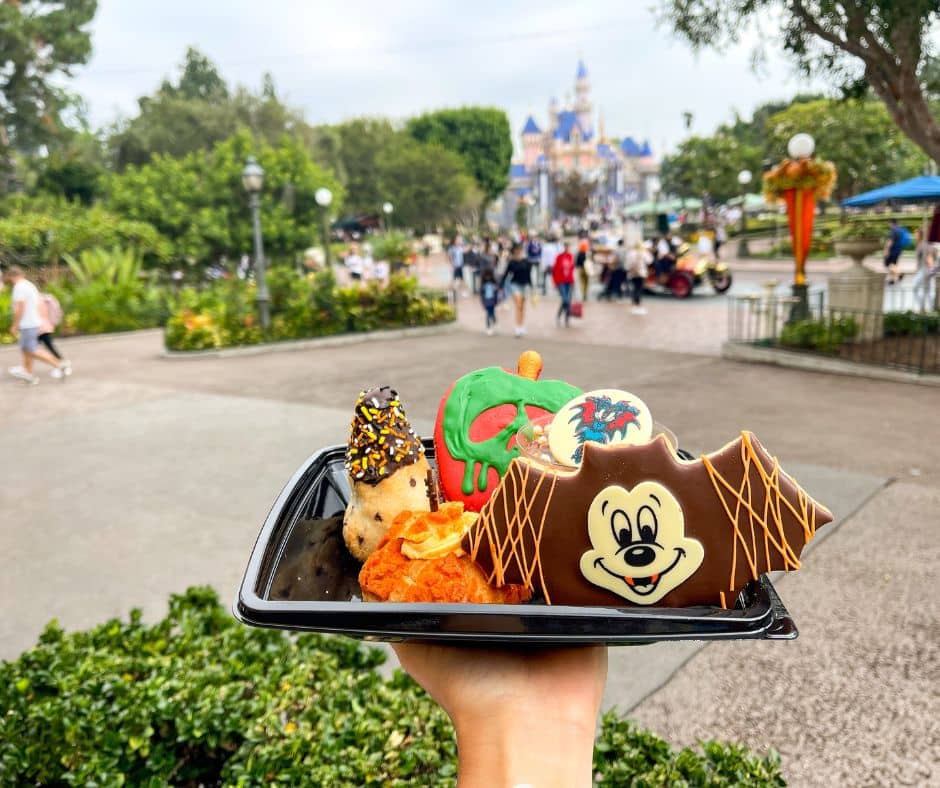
[0,0,97,183]
[660,1,940,163]
[107,49,311,169]
[106,130,343,266]
[661,135,762,203]
[406,108,512,207]
[375,135,478,231]
[764,99,927,201]
[35,130,107,204]
[157,46,229,102]
[331,118,396,216]
[554,172,594,216]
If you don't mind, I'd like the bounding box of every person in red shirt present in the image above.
[553,241,576,327]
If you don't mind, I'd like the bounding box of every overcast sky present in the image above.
[73,0,828,156]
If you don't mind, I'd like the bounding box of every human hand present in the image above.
[393,642,607,787]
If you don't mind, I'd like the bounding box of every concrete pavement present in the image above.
[1,325,937,786]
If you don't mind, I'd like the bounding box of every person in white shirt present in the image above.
[539,237,560,295]
[345,244,364,282]
[4,266,70,385]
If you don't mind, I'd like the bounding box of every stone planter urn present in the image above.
[830,238,886,340]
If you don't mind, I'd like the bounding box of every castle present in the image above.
[498,60,661,227]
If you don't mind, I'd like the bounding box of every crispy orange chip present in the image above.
[360,503,531,604]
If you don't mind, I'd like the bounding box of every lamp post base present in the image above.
[789,283,810,323]
[737,239,750,258]
[257,297,271,330]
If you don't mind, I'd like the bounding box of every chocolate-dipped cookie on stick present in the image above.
[343,386,431,561]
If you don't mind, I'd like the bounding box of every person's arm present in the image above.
[394,643,606,788]
[11,299,24,334]
[500,264,511,289]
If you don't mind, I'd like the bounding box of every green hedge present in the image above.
[165,269,455,351]
[0,587,785,786]
[779,316,860,353]
[884,310,940,336]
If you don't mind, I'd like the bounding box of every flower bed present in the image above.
[0,587,785,785]
[164,269,455,351]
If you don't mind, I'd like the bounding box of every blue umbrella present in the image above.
[842,174,940,206]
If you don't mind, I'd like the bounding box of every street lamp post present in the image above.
[737,169,752,257]
[315,187,333,269]
[787,133,815,320]
[382,201,394,232]
[241,156,269,330]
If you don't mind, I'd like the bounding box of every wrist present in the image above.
[452,706,597,788]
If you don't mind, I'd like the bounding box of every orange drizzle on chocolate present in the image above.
[466,432,832,608]
[468,460,558,602]
[701,432,818,596]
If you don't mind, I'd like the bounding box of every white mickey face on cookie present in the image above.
[547,389,653,467]
[579,482,704,605]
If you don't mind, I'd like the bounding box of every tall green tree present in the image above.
[0,0,97,183]
[106,130,343,265]
[660,1,940,163]
[331,118,396,216]
[764,99,927,200]
[107,49,311,169]
[376,135,478,230]
[661,135,762,203]
[406,108,512,207]
[157,46,229,102]
[34,130,107,204]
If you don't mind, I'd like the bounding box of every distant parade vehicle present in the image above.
[646,244,733,299]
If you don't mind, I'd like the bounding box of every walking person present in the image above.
[4,266,70,385]
[576,238,590,301]
[500,243,534,337]
[539,235,558,296]
[627,241,651,315]
[479,267,500,336]
[912,227,937,311]
[553,240,576,327]
[37,291,71,378]
[448,235,467,297]
[714,222,727,260]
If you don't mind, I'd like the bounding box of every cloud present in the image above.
[73,0,827,153]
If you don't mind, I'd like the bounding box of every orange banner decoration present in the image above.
[764,157,836,287]
[782,188,817,286]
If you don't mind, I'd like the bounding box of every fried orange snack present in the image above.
[359,503,531,604]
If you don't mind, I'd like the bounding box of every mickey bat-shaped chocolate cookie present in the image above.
[464,432,833,608]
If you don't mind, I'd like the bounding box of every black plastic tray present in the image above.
[235,441,798,644]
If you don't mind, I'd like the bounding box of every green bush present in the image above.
[165,269,455,351]
[884,310,940,336]
[779,316,860,353]
[0,204,171,268]
[57,248,171,335]
[0,587,786,786]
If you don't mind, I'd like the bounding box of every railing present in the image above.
[727,292,940,376]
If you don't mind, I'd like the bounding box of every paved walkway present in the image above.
[1,326,937,786]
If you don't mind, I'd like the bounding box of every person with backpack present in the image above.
[38,291,71,378]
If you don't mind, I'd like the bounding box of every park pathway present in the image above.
[1,325,937,787]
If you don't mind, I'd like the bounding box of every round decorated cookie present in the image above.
[548,389,653,467]
[433,351,582,512]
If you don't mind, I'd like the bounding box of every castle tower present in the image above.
[574,59,592,138]
[521,114,542,168]
[548,95,559,132]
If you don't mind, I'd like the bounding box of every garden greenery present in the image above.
[0,587,786,786]
[164,269,455,351]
